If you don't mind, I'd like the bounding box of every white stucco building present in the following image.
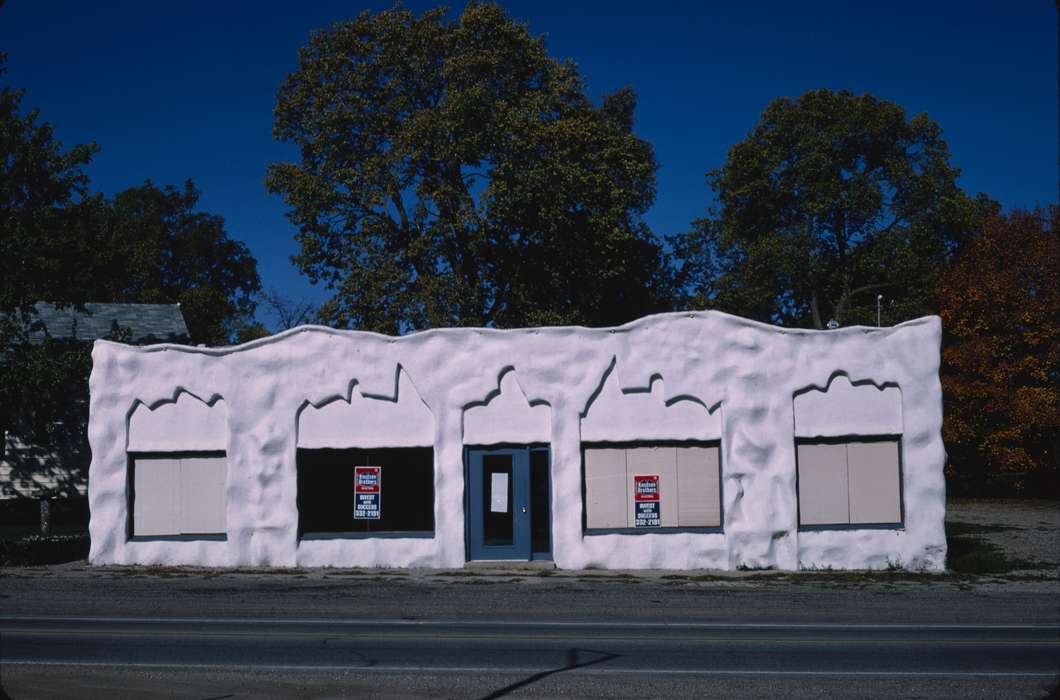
[87,310,947,570]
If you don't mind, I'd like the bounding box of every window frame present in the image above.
[794,434,906,531]
[126,450,228,542]
[580,439,724,536]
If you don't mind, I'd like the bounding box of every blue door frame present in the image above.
[466,446,550,561]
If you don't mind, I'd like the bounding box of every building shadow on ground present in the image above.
[477,647,618,700]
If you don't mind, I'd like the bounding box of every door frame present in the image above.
[464,444,551,562]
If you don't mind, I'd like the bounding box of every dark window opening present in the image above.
[297,447,434,536]
[530,448,550,553]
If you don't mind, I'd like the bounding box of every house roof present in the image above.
[30,302,190,344]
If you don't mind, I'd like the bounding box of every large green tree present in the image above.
[0,54,99,318]
[675,89,982,328]
[267,3,668,333]
[1,51,260,472]
[91,181,262,345]
[0,50,100,447]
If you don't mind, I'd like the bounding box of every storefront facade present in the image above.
[87,311,947,570]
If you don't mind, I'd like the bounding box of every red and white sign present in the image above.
[354,466,381,520]
[633,474,660,527]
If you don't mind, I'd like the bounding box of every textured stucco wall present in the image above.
[88,310,947,570]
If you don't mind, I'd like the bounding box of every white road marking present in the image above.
[1,660,1056,678]
[1,615,1056,630]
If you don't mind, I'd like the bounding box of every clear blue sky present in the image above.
[2,1,1056,326]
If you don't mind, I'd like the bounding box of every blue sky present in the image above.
[1,1,1056,326]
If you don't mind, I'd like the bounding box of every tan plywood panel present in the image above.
[797,443,849,526]
[626,447,677,527]
[847,441,902,524]
[179,456,228,534]
[132,457,181,536]
[584,448,627,529]
[676,446,721,527]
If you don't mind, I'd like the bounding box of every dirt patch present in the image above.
[945,499,1059,577]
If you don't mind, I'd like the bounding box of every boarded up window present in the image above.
[583,443,721,530]
[797,439,901,527]
[131,455,227,537]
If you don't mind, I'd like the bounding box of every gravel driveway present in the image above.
[946,498,1059,577]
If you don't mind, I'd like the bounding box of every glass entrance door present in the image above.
[466,447,550,561]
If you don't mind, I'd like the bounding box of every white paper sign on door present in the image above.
[490,472,509,513]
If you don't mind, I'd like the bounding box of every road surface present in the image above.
[1,565,1057,697]
[2,615,1058,698]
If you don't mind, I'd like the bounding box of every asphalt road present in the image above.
[2,566,1058,697]
[3,615,1059,675]
[2,615,1058,698]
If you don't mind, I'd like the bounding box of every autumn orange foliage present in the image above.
[939,207,1059,495]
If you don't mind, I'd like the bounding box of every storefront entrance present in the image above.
[465,446,551,561]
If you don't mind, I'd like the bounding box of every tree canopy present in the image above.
[676,89,982,328]
[1,53,261,458]
[0,52,101,444]
[939,207,1059,495]
[0,53,99,319]
[268,3,668,333]
[90,181,262,345]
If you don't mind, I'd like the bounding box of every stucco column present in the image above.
[722,386,799,570]
[546,399,581,569]
[222,381,299,568]
[433,405,467,567]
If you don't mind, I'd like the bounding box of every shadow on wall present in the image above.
[1,417,91,502]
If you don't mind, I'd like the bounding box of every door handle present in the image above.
[521,506,527,513]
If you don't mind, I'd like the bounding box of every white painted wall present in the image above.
[463,369,549,445]
[297,369,433,448]
[794,375,902,437]
[128,393,227,452]
[87,311,946,571]
[581,366,720,442]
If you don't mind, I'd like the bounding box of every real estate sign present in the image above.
[354,466,381,520]
[633,474,660,527]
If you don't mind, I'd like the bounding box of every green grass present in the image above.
[943,520,1048,574]
[944,535,1046,574]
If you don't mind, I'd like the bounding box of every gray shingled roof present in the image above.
[29,302,190,344]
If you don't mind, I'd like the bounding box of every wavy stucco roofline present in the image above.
[92,308,941,355]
